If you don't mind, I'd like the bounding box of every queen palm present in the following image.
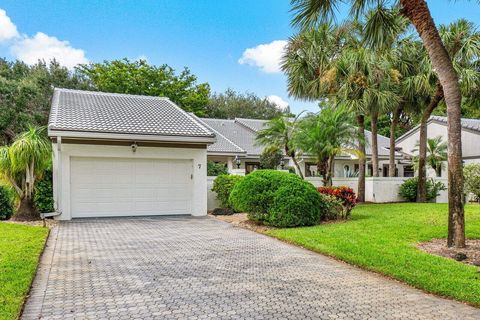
[256,115,304,178]
[412,136,448,177]
[294,106,362,186]
[290,0,476,247]
[0,126,51,220]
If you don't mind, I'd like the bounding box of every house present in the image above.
[49,88,216,220]
[198,117,406,177]
[396,115,480,178]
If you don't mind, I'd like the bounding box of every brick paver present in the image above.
[23,216,480,319]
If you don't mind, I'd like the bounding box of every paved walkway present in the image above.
[23,216,480,319]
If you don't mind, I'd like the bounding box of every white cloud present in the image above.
[0,9,19,43]
[266,95,289,110]
[238,40,287,73]
[10,32,88,69]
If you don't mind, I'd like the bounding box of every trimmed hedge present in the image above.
[211,174,244,209]
[229,170,325,227]
[399,177,446,202]
[34,168,54,213]
[0,185,14,220]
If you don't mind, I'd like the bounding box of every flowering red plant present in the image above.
[318,186,357,217]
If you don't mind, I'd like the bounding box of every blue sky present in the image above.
[0,1,479,114]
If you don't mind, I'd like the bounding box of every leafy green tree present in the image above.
[0,126,51,220]
[259,146,283,169]
[78,59,210,116]
[256,116,304,178]
[294,106,361,186]
[206,89,287,119]
[0,59,91,144]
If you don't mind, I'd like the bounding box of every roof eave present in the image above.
[48,129,217,144]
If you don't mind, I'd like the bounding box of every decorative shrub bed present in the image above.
[399,177,446,202]
[34,168,54,213]
[318,186,357,219]
[211,174,244,210]
[0,185,14,220]
[229,170,328,227]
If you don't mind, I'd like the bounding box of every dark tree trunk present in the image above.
[357,115,366,202]
[317,158,329,186]
[389,106,402,177]
[11,197,39,221]
[370,111,379,177]
[417,84,444,202]
[401,0,465,248]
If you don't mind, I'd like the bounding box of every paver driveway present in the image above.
[23,217,480,319]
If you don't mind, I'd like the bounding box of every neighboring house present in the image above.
[49,88,216,220]
[197,117,406,177]
[396,116,480,178]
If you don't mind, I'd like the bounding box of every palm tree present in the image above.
[294,106,362,186]
[256,116,304,178]
[0,126,51,220]
[418,20,480,202]
[412,136,448,177]
[290,0,474,249]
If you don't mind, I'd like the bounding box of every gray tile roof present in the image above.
[431,115,480,132]
[201,118,265,156]
[49,88,215,138]
[190,116,245,154]
[235,118,268,132]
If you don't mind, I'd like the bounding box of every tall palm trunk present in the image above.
[389,106,402,177]
[400,0,465,248]
[370,111,379,177]
[417,84,444,202]
[326,155,335,187]
[357,115,366,202]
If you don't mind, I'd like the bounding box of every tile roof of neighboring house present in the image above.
[200,118,265,156]
[430,115,480,132]
[190,116,245,154]
[199,117,395,158]
[235,118,268,132]
[48,88,215,138]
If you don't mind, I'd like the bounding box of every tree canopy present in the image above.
[206,89,288,120]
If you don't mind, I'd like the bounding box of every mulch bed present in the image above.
[418,239,480,266]
[3,218,58,229]
[210,213,275,233]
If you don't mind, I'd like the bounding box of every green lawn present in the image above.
[0,223,49,320]
[268,203,480,306]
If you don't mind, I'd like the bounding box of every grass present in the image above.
[267,203,480,306]
[0,223,49,320]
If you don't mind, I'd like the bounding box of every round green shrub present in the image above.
[0,185,14,220]
[229,170,299,222]
[230,170,325,227]
[34,168,55,213]
[211,174,244,209]
[268,179,323,227]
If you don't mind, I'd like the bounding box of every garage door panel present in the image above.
[71,157,193,217]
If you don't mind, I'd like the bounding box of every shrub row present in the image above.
[398,177,446,202]
[318,186,357,219]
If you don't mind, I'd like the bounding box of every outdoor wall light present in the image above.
[234,156,241,169]
[131,142,138,152]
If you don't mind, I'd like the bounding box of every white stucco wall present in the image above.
[53,143,208,220]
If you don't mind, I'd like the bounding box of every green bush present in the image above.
[0,185,14,220]
[259,147,283,169]
[399,177,446,202]
[464,164,480,201]
[230,170,325,227]
[207,161,228,176]
[211,174,244,209]
[34,168,54,213]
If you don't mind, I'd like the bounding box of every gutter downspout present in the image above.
[41,136,62,222]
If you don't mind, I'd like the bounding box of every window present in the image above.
[403,165,414,177]
[305,163,318,177]
[245,162,260,174]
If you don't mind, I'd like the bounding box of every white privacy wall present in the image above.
[53,143,208,220]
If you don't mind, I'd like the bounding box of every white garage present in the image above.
[48,89,216,220]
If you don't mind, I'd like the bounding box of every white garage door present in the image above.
[70,157,193,218]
